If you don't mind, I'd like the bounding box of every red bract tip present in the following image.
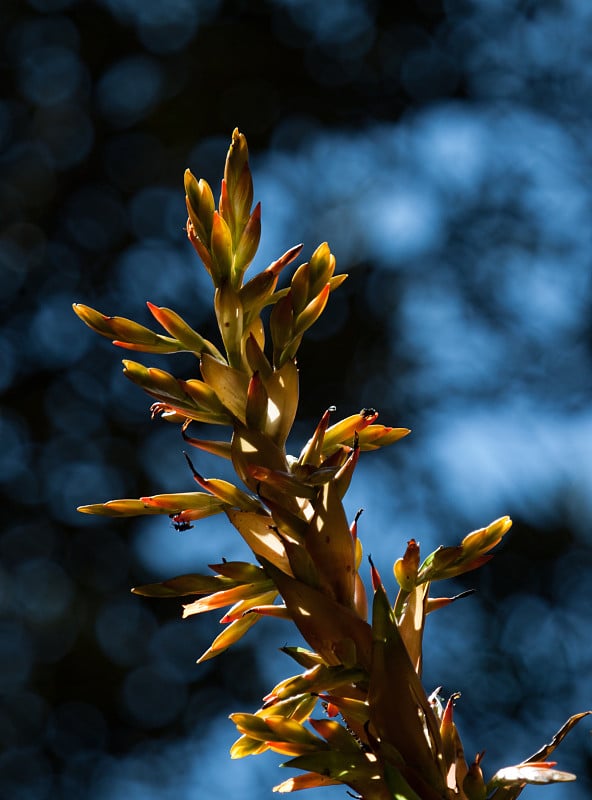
[368,555,383,592]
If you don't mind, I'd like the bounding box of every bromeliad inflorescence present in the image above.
[74,129,590,800]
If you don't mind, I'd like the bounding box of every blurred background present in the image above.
[1,0,592,797]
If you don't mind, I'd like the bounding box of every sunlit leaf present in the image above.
[77,492,227,518]
[321,409,379,454]
[196,612,260,662]
[230,734,269,759]
[264,664,366,707]
[72,303,186,353]
[182,581,275,618]
[200,352,249,422]
[273,772,341,792]
[524,711,592,763]
[369,584,448,798]
[489,762,576,788]
[132,573,234,598]
[259,557,373,670]
[226,509,292,574]
[356,424,411,450]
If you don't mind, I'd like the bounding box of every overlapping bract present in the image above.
[75,130,590,800]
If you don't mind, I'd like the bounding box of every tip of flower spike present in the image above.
[442,692,461,722]
[349,508,363,541]
[368,554,383,592]
[267,243,305,277]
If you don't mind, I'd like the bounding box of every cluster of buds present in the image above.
[74,130,590,800]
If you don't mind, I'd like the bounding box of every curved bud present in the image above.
[463,752,486,800]
[211,211,234,285]
[246,371,269,431]
[393,539,420,592]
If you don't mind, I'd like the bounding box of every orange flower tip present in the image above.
[442,697,455,723]
[467,751,486,770]
[323,701,339,718]
[249,466,269,480]
[262,693,278,707]
[268,243,304,275]
[368,554,382,591]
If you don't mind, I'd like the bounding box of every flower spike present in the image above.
[74,130,589,800]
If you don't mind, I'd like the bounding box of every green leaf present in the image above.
[200,353,249,422]
[368,585,447,798]
[279,750,382,797]
[226,509,292,574]
[258,557,373,670]
[132,573,235,597]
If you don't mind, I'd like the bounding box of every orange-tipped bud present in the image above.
[186,216,214,274]
[234,202,261,280]
[210,210,233,285]
[368,555,383,593]
[322,408,379,454]
[246,371,269,431]
[308,241,336,295]
[298,406,335,467]
[356,424,411,451]
[426,589,475,614]
[463,751,486,800]
[146,302,225,359]
[393,539,420,592]
[184,452,262,512]
[293,282,330,337]
[184,169,214,244]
